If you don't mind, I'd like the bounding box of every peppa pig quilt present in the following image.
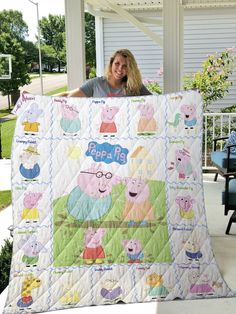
[3,90,234,314]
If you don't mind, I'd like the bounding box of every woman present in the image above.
[57,49,151,97]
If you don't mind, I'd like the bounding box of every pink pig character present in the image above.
[67,163,120,220]
[122,239,144,263]
[22,192,42,223]
[137,104,157,134]
[180,104,197,129]
[123,177,155,226]
[60,103,81,134]
[81,227,106,264]
[175,148,196,180]
[175,195,195,219]
[99,105,119,136]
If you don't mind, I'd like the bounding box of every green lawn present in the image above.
[0,118,16,158]
[0,109,13,118]
[45,86,67,96]
[0,190,12,213]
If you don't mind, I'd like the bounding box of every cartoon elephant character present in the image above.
[21,103,43,134]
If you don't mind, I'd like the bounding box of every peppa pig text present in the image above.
[85,141,128,165]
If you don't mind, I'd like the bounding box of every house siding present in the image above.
[102,8,236,111]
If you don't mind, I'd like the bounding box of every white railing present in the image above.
[203,112,236,168]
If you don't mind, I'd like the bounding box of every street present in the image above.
[0,73,67,109]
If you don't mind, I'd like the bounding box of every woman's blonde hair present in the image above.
[104,49,143,96]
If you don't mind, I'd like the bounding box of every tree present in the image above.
[22,41,39,70]
[39,14,66,72]
[0,10,28,42]
[85,13,95,67]
[0,10,31,107]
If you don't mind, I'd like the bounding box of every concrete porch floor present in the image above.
[0,159,235,313]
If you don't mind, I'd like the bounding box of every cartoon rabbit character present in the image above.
[18,234,47,267]
[99,105,119,137]
[123,177,155,226]
[137,103,157,134]
[188,269,214,296]
[67,163,120,221]
[60,103,81,135]
[81,227,106,264]
[175,195,195,219]
[21,103,43,135]
[22,191,42,223]
[100,279,123,304]
[122,239,144,263]
[180,104,197,130]
[19,145,40,180]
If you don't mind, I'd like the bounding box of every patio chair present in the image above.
[222,172,236,234]
[210,136,236,181]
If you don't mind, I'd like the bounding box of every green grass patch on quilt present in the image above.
[53,180,172,267]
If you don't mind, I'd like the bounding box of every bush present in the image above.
[0,239,13,294]
[184,48,236,111]
[143,79,162,94]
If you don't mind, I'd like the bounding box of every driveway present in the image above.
[0,73,67,109]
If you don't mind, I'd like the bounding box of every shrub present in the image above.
[0,239,13,294]
[143,79,162,94]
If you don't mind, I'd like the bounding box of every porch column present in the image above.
[163,0,183,93]
[64,0,86,90]
[95,16,105,76]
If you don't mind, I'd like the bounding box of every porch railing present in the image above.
[203,112,236,169]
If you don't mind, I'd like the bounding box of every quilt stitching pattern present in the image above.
[3,90,234,313]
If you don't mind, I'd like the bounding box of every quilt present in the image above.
[3,90,234,313]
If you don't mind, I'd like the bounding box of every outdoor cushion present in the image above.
[3,90,235,314]
[211,150,236,170]
[223,130,236,154]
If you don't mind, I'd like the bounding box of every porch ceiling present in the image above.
[85,0,236,13]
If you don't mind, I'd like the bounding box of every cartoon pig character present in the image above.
[175,148,196,180]
[146,273,169,300]
[18,234,47,267]
[81,227,106,264]
[100,279,123,304]
[22,192,42,223]
[175,195,195,219]
[99,105,119,136]
[60,103,81,134]
[122,239,144,263]
[180,104,197,129]
[19,145,40,180]
[184,239,202,262]
[123,177,155,226]
[137,103,157,134]
[67,163,120,221]
[21,103,43,134]
[188,270,214,296]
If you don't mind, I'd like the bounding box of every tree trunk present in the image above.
[10,90,20,107]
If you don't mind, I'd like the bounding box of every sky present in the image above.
[0,0,65,41]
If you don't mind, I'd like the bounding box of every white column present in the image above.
[95,16,105,76]
[65,0,86,90]
[163,0,183,93]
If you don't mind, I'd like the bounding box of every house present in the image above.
[129,145,156,178]
[64,0,236,111]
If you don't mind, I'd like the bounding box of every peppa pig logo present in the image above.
[85,141,128,165]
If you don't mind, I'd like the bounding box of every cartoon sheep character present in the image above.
[122,177,155,226]
[67,163,120,221]
[21,103,43,134]
[137,103,157,134]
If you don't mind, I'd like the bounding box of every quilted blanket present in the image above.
[3,90,234,313]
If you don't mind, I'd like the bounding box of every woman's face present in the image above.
[111,54,128,82]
